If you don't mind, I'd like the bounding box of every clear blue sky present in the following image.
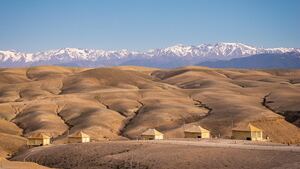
[0,0,299,52]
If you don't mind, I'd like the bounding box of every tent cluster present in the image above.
[27,123,265,146]
[27,131,91,146]
[140,123,264,141]
[140,125,211,140]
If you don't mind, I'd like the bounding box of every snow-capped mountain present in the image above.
[142,43,299,58]
[0,43,299,68]
[198,52,300,69]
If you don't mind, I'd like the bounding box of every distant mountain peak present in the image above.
[0,42,299,67]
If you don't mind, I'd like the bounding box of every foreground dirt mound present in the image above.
[0,157,52,169]
[12,142,300,169]
[0,66,300,156]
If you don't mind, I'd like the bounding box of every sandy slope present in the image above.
[0,66,300,158]
[0,157,52,169]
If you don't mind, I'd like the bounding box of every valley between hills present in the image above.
[0,65,300,169]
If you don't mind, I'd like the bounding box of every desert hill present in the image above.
[0,157,52,169]
[0,66,300,158]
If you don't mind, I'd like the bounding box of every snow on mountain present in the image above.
[30,48,138,62]
[0,43,299,67]
[143,43,299,58]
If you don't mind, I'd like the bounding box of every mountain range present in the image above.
[1,43,299,68]
[198,52,300,69]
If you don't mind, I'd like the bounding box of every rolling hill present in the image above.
[0,65,299,160]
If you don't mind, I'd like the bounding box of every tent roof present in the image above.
[232,123,262,132]
[28,133,51,139]
[184,125,210,133]
[248,124,262,131]
[68,131,90,138]
[141,129,163,136]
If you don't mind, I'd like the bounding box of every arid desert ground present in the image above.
[0,65,300,169]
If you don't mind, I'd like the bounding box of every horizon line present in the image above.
[1,42,300,53]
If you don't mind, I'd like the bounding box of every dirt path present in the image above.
[135,139,300,152]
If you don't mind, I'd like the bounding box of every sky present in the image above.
[0,0,299,52]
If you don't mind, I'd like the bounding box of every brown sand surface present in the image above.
[0,66,300,158]
[0,157,52,169]
[12,141,300,169]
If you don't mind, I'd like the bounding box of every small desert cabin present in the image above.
[184,125,210,139]
[141,129,164,140]
[232,123,263,141]
[27,133,51,146]
[68,131,90,143]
